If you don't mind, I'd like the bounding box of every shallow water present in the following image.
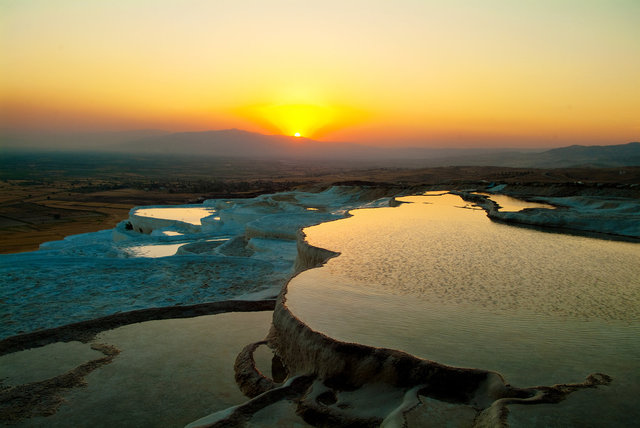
[288,192,640,425]
[474,192,556,211]
[159,231,184,236]
[133,207,217,225]
[124,243,186,258]
[13,312,273,428]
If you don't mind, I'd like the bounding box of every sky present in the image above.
[1,0,639,148]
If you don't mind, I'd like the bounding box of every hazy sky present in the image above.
[1,0,639,147]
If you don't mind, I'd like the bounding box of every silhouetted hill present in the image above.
[531,142,640,167]
[121,128,387,159]
[427,142,640,168]
[125,130,639,167]
[121,129,527,163]
[3,127,638,167]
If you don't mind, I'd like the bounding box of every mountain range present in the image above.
[2,128,639,168]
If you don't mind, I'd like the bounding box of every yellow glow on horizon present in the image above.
[259,104,332,139]
[238,103,355,140]
[1,1,638,147]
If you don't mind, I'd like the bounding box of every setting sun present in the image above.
[239,103,336,140]
[237,102,367,141]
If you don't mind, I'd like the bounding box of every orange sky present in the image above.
[1,0,639,147]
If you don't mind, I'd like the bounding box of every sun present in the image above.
[242,103,336,139]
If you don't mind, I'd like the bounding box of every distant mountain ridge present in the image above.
[2,128,639,168]
[121,128,387,159]
[535,142,640,167]
[429,142,640,168]
[122,130,640,167]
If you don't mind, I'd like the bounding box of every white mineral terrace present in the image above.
[0,187,391,338]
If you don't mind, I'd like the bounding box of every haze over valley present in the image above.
[3,128,639,169]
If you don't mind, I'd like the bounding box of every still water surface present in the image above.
[124,243,186,258]
[287,192,640,425]
[133,207,217,225]
[474,192,556,211]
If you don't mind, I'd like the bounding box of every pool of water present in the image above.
[133,207,217,225]
[159,231,184,237]
[474,192,556,211]
[124,243,187,258]
[287,192,640,425]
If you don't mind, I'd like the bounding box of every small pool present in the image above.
[133,207,217,225]
[159,231,184,237]
[474,192,555,212]
[124,243,187,258]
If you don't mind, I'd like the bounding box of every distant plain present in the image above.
[1,151,638,253]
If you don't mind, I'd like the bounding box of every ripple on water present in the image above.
[301,194,640,322]
[287,192,640,425]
